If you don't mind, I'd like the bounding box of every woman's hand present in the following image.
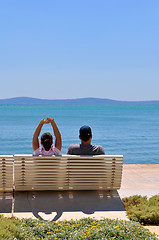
[40,118,50,124]
[46,117,54,123]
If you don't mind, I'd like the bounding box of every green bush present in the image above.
[0,215,158,239]
[0,215,21,239]
[122,195,159,225]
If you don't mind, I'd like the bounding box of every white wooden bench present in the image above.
[14,155,123,191]
[0,155,13,192]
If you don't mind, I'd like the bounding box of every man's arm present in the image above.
[47,117,62,151]
[67,145,72,154]
[32,119,46,151]
[100,146,105,155]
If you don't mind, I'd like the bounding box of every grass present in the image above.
[122,195,159,225]
[0,215,158,239]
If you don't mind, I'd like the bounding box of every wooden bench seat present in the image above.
[14,155,123,191]
[0,155,13,192]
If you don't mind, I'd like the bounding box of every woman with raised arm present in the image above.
[32,117,62,156]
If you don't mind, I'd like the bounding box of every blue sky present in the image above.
[0,0,159,101]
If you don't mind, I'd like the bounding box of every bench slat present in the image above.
[14,155,123,191]
[0,155,13,192]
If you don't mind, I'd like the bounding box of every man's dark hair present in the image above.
[41,132,53,151]
[79,125,92,142]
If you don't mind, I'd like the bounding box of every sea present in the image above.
[0,104,159,164]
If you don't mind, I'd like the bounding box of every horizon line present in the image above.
[0,96,159,102]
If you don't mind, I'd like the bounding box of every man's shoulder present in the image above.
[67,144,81,154]
[68,144,80,149]
[92,145,105,154]
[93,144,104,149]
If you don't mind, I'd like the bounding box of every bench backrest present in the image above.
[0,155,13,192]
[14,155,123,191]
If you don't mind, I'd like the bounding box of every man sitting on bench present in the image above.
[67,125,105,155]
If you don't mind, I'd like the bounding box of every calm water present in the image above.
[0,104,159,164]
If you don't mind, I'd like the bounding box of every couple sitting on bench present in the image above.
[32,117,105,156]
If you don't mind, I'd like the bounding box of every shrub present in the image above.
[0,215,158,239]
[122,195,159,225]
[0,215,22,239]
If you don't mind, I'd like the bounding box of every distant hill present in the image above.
[0,97,159,105]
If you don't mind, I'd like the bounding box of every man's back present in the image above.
[67,144,105,155]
